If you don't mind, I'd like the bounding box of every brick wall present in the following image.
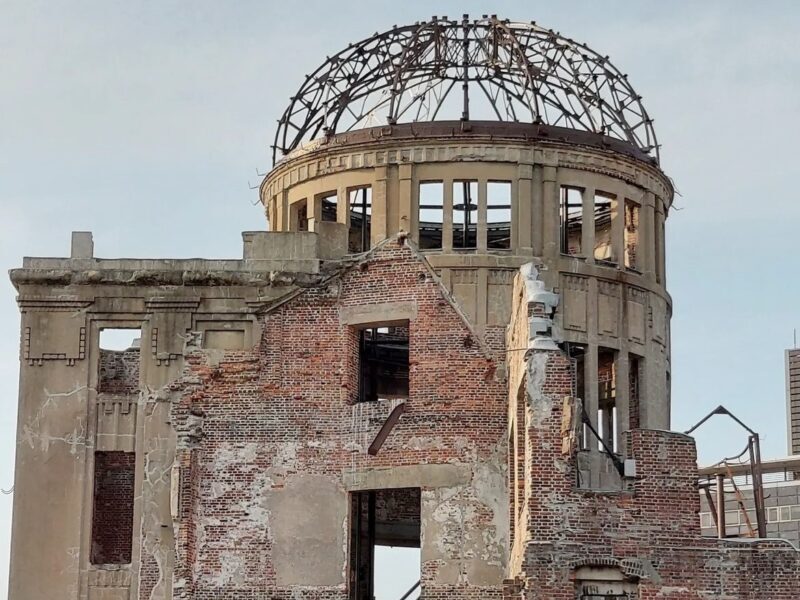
[98,348,140,394]
[164,238,507,599]
[91,451,135,565]
[512,348,800,600]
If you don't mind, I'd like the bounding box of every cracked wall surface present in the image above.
[504,332,800,599]
[167,238,509,599]
[7,115,794,600]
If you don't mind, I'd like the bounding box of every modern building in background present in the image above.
[697,347,800,546]
[8,15,800,600]
[787,347,800,454]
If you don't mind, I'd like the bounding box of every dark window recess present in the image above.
[349,187,372,252]
[358,324,409,403]
[597,348,617,453]
[629,355,641,430]
[290,199,310,231]
[321,192,338,222]
[453,180,477,249]
[91,451,135,565]
[567,343,587,449]
[418,181,443,250]
[487,181,511,250]
[349,488,421,600]
[297,202,309,231]
[560,186,583,255]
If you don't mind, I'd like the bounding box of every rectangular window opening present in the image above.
[576,566,638,598]
[91,451,135,565]
[624,199,640,270]
[629,355,642,430]
[349,187,372,252]
[487,181,512,250]
[593,192,616,264]
[567,344,588,450]
[98,328,141,394]
[418,181,443,250]
[99,328,140,352]
[350,488,421,600]
[453,180,477,250]
[598,348,617,453]
[291,199,309,231]
[320,191,338,223]
[560,186,583,255]
[655,216,665,284]
[357,322,409,404]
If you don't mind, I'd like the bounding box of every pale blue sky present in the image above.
[1,1,799,597]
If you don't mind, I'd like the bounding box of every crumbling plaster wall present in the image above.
[8,230,347,600]
[169,237,509,598]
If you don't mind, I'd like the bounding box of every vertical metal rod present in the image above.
[354,493,362,599]
[361,188,368,252]
[716,473,726,539]
[750,434,767,538]
[461,15,470,121]
[463,181,470,248]
[703,484,719,531]
[367,491,376,599]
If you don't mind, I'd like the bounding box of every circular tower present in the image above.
[261,16,672,434]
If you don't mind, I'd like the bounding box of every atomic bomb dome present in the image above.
[273,15,659,164]
[8,14,800,600]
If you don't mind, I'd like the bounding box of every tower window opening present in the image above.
[487,181,512,250]
[291,199,309,231]
[598,348,617,453]
[453,180,477,250]
[560,186,583,255]
[349,187,372,253]
[568,344,588,450]
[320,191,338,222]
[357,322,409,404]
[629,354,642,430]
[655,214,665,284]
[418,182,443,250]
[593,192,616,264]
[624,199,640,270]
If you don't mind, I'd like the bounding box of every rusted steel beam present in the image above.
[368,403,407,456]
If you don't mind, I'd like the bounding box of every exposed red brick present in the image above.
[91,451,135,565]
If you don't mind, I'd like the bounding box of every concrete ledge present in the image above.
[339,301,418,327]
[343,464,471,490]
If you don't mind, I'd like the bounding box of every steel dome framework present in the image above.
[273,15,660,164]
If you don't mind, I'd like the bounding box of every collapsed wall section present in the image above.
[168,236,510,598]
[505,265,800,600]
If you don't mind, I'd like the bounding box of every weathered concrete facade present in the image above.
[8,14,800,600]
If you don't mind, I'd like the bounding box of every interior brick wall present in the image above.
[98,348,140,394]
[511,349,800,600]
[91,450,135,565]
